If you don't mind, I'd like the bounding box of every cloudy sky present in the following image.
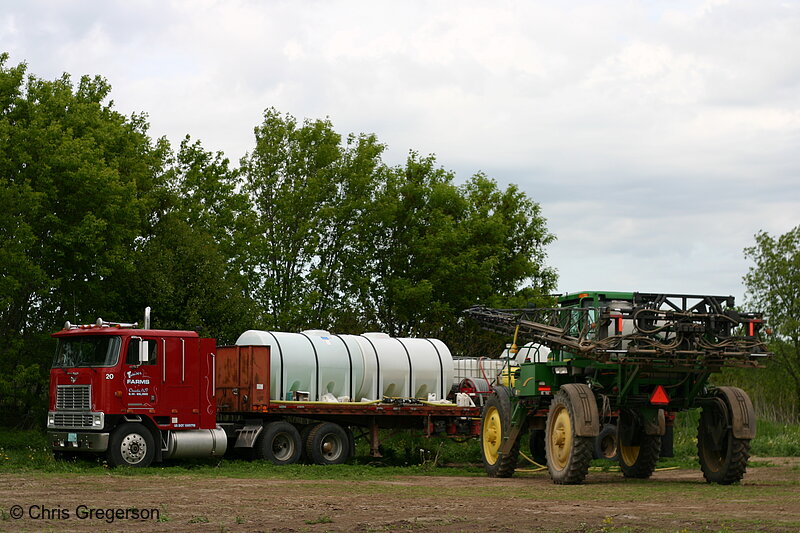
[3,0,799,305]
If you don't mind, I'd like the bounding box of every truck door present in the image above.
[123,337,160,410]
[161,337,201,429]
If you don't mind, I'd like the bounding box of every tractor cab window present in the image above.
[126,338,158,365]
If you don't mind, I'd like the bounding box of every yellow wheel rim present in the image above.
[619,444,640,466]
[483,406,502,465]
[549,404,572,470]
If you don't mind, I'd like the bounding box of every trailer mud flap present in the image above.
[560,383,599,437]
[716,386,756,439]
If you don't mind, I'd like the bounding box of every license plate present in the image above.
[67,433,77,443]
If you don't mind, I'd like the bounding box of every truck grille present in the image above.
[56,385,91,410]
[53,413,94,428]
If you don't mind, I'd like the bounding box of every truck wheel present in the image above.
[481,386,519,478]
[618,434,660,478]
[529,429,547,465]
[258,421,302,465]
[594,424,618,461]
[545,390,593,484]
[305,422,351,465]
[697,396,751,484]
[298,424,314,462]
[107,423,155,467]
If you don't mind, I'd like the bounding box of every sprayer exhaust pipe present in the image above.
[144,307,151,330]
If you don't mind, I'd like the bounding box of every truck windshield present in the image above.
[53,336,122,368]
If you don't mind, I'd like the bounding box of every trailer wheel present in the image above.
[305,422,351,465]
[258,421,302,465]
[618,434,660,478]
[481,386,519,478]
[107,423,155,467]
[545,390,593,484]
[298,423,315,462]
[594,424,618,461]
[698,395,751,484]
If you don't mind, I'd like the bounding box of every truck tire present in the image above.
[481,386,519,478]
[545,389,593,484]
[594,424,618,461]
[618,434,660,479]
[305,422,351,465]
[258,421,302,465]
[107,423,155,467]
[698,395,751,484]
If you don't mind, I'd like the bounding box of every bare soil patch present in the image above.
[1,458,798,532]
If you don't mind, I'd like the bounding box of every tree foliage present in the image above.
[744,225,800,415]
[0,57,557,426]
[239,111,556,353]
[0,54,165,424]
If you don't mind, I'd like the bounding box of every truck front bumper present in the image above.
[48,431,110,453]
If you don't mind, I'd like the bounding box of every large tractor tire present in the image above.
[545,390,594,484]
[618,434,661,478]
[697,388,752,485]
[305,422,351,465]
[618,411,660,479]
[257,421,302,465]
[107,423,156,467]
[481,386,519,477]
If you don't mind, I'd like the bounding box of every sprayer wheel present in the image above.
[697,396,751,484]
[619,433,661,479]
[545,390,593,484]
[481,386,519,478]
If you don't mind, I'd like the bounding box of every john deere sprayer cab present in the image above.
[465,291,770,485]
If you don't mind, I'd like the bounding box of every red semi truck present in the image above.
[47,315,480,467]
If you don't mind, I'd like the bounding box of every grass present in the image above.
[672,409,800,457]
[1,414,797,480]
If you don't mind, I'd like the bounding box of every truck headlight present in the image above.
[93,414,102,427]
[47,413,55,427]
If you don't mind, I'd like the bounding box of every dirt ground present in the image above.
[1,458,799,532]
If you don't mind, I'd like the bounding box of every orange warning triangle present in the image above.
[650,385,670,405]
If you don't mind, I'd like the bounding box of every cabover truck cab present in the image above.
[48,319,225,466]
[48,319,481,467]
[466,292,770,485]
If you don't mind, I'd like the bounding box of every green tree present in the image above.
[358,153,556,354]
[240,108,384,330]
[744,225,800,416]
[121,137,256,343]
[0,54,164,425]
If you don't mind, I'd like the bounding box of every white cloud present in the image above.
[3,0,799,305]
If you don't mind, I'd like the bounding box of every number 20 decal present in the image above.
[105,373,114,380]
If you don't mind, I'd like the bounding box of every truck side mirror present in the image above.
[131,336,147,365]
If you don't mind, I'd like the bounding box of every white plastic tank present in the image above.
[452,358,506,385]
[235,330,453,402]
[353,334,453,401]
